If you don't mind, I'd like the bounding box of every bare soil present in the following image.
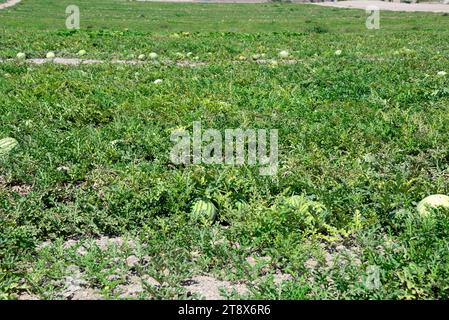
[314,1,449,13]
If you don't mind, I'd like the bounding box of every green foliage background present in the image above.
[0,0,449,299]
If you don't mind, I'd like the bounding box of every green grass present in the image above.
[1,0,449,300]
[1,0,448,32]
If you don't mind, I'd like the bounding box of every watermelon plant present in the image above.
[1,0,449,301]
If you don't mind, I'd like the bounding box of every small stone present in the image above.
[246,256,256,267]
[305,258,318,269]
[273,271,293,285]
[71,288,103,300]
[116,276,145,298]
[107,274,121,281]
[126,255,139,268]
[142,275,160,287]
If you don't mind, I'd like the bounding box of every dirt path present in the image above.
[0,0,21,10]
[314,1,449,13]
[0,56,298,66]
[136,0,270,2]
[0,57,208,67]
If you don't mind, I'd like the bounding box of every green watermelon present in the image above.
[417,194,449,216]
[286,195,305,208]
[190,200,217,225]
[0,137,18,156]
[284,195,328,221]
[235,201,248,211]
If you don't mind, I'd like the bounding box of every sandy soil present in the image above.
[314,1,449,13]
[137,0,449,11]
[0,0,21,10]
[136,0,271,2]
[31,236,295,300]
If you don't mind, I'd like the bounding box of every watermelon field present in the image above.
[1,0,449,300]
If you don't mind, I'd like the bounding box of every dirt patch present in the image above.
[58,266,156,300]
[0,57,301,67]
[305,241,362,272]
[314,1,449,13]
[17,292,40,300]
[34,237,297,299]
[255,59,297,65]
[273,270,293,284]
[37,239,161,300]
[183,275,248,300]
[176,60,208,67]
[136,0,270,3]
[93,236,137,250]
[0,0,21,10]
[10,184,32,196]
[115,275,160,298]
[0,175,33,196]
[59,265,103,300]
[0,57,208,67]
[38,236,137,256]
[72,236,135,250]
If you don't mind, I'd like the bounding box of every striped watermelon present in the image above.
[190,200,217,225]
[0,137,18,156]
[285,195,309,210]
[235,201,248,212]
[285,195,327,217]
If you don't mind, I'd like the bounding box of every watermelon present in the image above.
[278,50,289,58]
[417,194,449,216]
[16,52,26,60]
[284,195,328,221]
[286,195,305,208]
[0,137,18,156]
[190,200,217,225]
[235,201,248,211]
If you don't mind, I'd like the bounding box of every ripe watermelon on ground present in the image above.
[283,195,329,223]
[190,200,217,225]
[417,194,449,216]
[0,137,18,156]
